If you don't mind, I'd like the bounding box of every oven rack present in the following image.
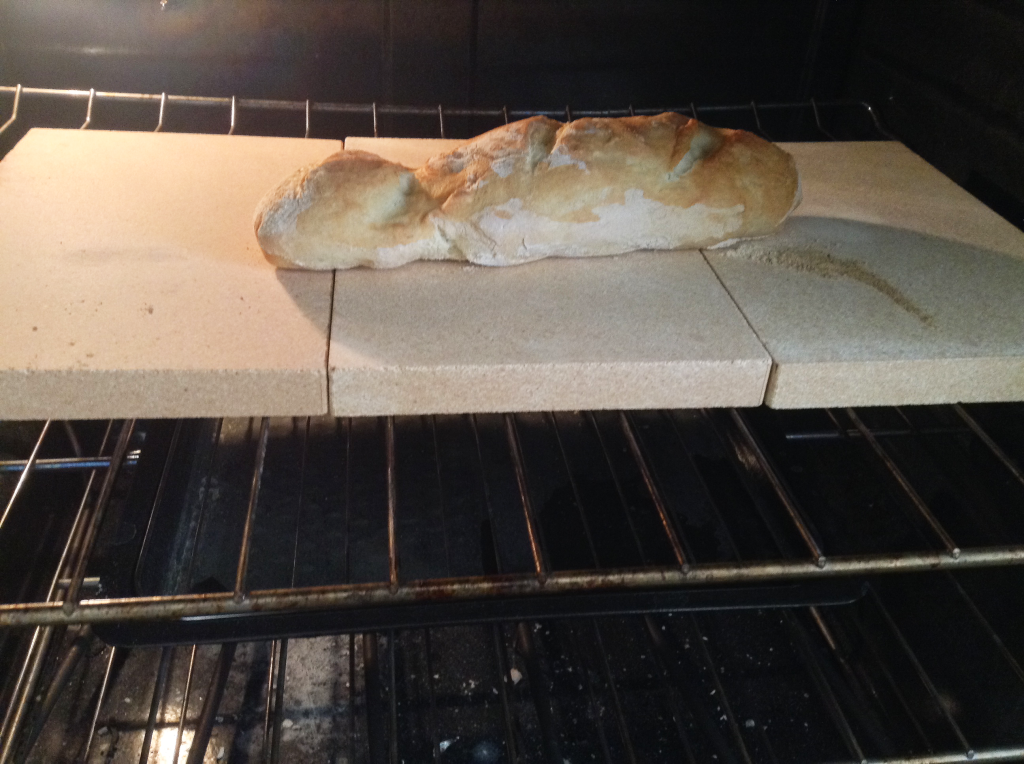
[5,404,1024,763]
[2,405,1023,634]
[11,569,1024,764]
[0,83,896,144]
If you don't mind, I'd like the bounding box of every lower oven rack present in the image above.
[8,574,1024,764]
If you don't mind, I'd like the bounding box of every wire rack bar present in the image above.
[504,414,549,581]
[0,84,21,138]
[0,420,50,536]
[15,628,90,759]
[362,633,386,763]
[588,411,650,564]
[838,749,1024,764]
[0,84,895,129]
[0,422,113,763]
[172,645,198,764]
[269,639,288,764]
[515,621,564,763]
[81,645,117,762]
[730,409,827,565]
[954,404,1024,487]
[688,614,755,764]
[810,96,838,141]
[784,610,866,761]
[641,614,712,761]
[490,625,519,763]
[154,91,167,132]
[260,639,278,759]
[546,415,600,567]
[385,417,400,592]
[138,645,173,764]
[234,417,271,602]
[750,100,771,140]
[619,412,689,569]
[79,88,94,130]
[846,408,961,557]
[386,629,399,764]
[563,623,616,764]
[185,642,236,764]
[62,419,137,614]
[848,608,935,749]
[867,586,975,757]
[1,546,1022,628]
[419,629,442,762]
[663,411,746,559]
[590,619,637,764]
[945,573,1024,685]
[427,417,453,578]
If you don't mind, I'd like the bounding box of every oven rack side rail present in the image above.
[0,83,898,142]
[2,405,1024,630]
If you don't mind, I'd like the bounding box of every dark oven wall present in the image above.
[2,0,1023,226]
[846,0,1024,230]
[0,1,856,110]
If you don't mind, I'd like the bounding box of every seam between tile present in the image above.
[700,248,776,407]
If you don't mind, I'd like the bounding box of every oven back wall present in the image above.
[0,0,858,109]
[846,0,1024,230]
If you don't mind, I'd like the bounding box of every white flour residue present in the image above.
[462,191,745,265]
[545,146,589,172]
[490,155,518,178]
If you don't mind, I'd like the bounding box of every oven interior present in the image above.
[3,3,1024,763]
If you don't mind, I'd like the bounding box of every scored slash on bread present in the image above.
[254,113,801,270]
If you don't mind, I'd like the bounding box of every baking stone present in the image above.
[329,254,772,415]
[705,142,1024,408]
[343,136,465,167]
[0,128,341,419]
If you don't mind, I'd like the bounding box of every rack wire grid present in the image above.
[3,406,1024,631]
[2,405,1024,764]
[1,86,1024,764]
[0,84,896,149]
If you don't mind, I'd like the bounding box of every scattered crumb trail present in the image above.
[716,242,934,326]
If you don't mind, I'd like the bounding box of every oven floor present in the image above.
[22,570,1024,763]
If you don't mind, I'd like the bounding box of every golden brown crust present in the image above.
[255,114,801,269]
[427,114,797,230]
[254,150,448,269]
[414,116,562,202]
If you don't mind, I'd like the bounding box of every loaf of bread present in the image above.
[254,113,801,269]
